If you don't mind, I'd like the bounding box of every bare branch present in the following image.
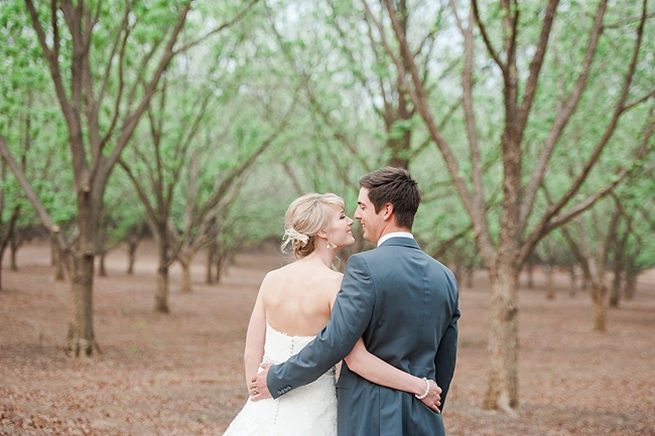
[361,0,405,77]
[603,10,655,29]
[380,0,498,262]
[537,0,643,228]
[516,0,560,136]
[99,4,134,149]
[283,162,304,195]
[0,135,67,250]
[267,10,372,172]
[329,4,386,121]
[609,193,644,249]
[459,5,485,235]
[126,28,167,109]
[182,151,200,235]
[430,223,474,259]
[117,158,159,228]
[623,90,655,112]
[24,0,74,130]
[103,2,192,178]
[174,0,259,55]
[471,0,506,73]
[194,88,301,224]
[520,0,608,229]
[520,105,655,262]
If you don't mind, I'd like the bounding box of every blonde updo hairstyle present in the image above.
[281,193,344,259]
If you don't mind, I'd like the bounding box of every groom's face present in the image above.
[354,187,384,244]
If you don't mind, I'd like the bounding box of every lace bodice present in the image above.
[262,323,316,364]
[223,323,337,436]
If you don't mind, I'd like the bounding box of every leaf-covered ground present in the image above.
[1,242,654,435]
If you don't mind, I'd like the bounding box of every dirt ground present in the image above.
[1,241,654,435]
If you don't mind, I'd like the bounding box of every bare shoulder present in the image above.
[258,265,289,290]
[325,268,344,284]
[320,268,343,294]
[264,261,298,277]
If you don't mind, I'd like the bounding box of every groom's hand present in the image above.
[420,380,442,413]
[249,363,272,401]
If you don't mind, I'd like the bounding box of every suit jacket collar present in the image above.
[378,236,420,250]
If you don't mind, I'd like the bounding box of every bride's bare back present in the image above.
[261,259,343,337]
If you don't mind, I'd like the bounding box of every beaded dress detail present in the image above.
[223,323,337,436]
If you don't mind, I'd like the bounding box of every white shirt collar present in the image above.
[377,232,414,247]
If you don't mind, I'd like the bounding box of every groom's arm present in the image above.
[266,255,375,399]
[434,269,460,409]
[434,305,459,408]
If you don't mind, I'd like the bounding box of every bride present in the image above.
[223,193,441,436]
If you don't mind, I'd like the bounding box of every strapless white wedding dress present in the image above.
[223,323,337,436]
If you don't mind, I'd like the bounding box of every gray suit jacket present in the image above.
[267,237,460,436]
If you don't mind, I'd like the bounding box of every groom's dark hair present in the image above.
[359,167,421,229]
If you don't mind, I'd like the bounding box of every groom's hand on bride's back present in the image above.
[420,380,442,414]
[249,363,272,401]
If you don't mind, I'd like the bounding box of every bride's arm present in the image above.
[344,339,442,411]
[243,284,266,388]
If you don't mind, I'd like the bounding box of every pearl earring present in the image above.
[326,242,332,249]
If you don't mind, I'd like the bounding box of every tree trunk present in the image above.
[581,270,590,291]
[623,272,637,300]
[64,190,100,356]
[206,243,215,284]
[465,265,474,289]
[609,270,622,308]
[483,262,520,413]
[127,241,137,275]
[0,208,20,284]
[51,240,57,266]
[10,236,19,271]
[155,263,170,313]
[0,225,12,291]
[152,220,173,313]
[97,252,107,277]
[545,264,556,300]
[568,265,577,297]
[526,260,534,289]
[179,251,194,294]
[215,253,226,284]
[0,251,3,291]
[66,251,97,356]
[453,261,463,289]
[53,243,65,281]
[590,281,607,331]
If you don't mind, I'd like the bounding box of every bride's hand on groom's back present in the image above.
[421,380,442,414]
[249,363,272,401]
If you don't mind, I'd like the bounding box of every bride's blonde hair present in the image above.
[281,193,344,259]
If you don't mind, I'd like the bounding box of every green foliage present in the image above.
[1,0,653,278]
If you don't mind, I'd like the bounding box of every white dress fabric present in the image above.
[223,323,337,436]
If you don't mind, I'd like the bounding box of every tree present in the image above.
[0,1,63,288]
[0,0,258,356]
[368,0,653,411]
[94,179,145,277]
[607,160,655,304]
[119,31,296,305]
[264,1,474,263]
[0,159,20,290]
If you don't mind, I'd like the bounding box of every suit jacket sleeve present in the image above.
[266,254,375,398]
[434,269,460,409]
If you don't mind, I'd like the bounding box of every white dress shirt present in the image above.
[377,232,414,247]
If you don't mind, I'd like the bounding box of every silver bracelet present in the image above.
[415,377,430,400]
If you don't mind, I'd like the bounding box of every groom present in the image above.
[251,167,460,435]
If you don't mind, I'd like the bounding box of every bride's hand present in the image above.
[249,363,272,401]
[421,380,442,413]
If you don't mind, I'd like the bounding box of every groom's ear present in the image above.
[382,203,394,221]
